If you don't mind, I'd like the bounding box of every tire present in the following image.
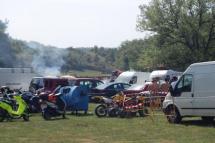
[108,108,118,117]
[23,109,30,121]
[201,116,214,122]
[165,105,182,124]
[62,112,66,119]
[23,114,30,121]
[119,110,126,118]
[95,104,107,117]
[42,111,51,120]
[130,112,137,117]
[0,108,6,122]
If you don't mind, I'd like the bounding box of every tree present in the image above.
[0,20,7,33]
[137,0,215,61]
[116,39,147,70]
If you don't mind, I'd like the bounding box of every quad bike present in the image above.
[0,93,30,122]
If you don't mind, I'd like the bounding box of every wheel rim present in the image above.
[98,107,106,116]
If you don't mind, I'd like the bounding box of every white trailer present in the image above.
[0,68,39,91]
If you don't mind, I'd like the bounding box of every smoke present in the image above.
[28,41,66,76]
[0,33,16,67]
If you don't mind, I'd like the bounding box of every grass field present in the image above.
[0,104,215,143]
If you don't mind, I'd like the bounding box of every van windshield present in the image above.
[30,78,44,89]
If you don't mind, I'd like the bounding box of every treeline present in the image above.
[0,0,214,74]
[0,20,117,74]
[116,0,215,71]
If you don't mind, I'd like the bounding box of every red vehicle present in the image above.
[123,83,150,96]
[29,77,68,93]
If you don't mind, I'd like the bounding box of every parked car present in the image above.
[67,78,104,89]
[123,83,149,96]
[90,82,131,100]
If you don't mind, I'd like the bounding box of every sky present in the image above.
[0,0,149,48]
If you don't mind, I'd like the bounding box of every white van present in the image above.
[163,61,215,123]
[114,71,150,85]
[149,70,182,81]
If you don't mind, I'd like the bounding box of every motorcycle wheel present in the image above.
[42,111,51,120]
[95,104,107,117]
[0,108,6,122]
[62,112,66,119]
[23,109,30,121]
[119,110,127,118]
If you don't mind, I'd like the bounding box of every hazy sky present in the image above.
[0,0,149,48]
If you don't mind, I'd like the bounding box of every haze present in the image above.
[0,0,149,48]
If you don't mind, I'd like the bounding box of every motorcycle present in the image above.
[21,91,41,113]
[0,93,30,122]
[94,92,147,118]
[118,95,146,118]
[40,93,66,120]
[94,94,124,117]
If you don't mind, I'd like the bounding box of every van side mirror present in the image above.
[170,85,182,97]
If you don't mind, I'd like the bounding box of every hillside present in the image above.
[0,20,117,75]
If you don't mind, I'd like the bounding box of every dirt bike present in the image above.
[94,93,125,117]
[118,95,146,118]
[94,92,147,118]
[0,94,30,122]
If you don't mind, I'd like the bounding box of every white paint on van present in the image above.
[114,71,150,85]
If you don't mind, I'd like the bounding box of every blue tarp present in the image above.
[61,86,89,112]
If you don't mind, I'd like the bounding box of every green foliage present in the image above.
[0,20,7,33]
[121,0,215,71]
[116,39,148,70]
[137,0,215,61]
[61,47,114,73]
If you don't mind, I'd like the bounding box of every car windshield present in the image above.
[127,84,144,90]
[96,83,110,90]
[68,80,76,86]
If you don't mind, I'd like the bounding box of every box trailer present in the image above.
[0,68,39,91]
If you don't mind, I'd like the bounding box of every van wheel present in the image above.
[165,105,182,124]
[201,117,214,122]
